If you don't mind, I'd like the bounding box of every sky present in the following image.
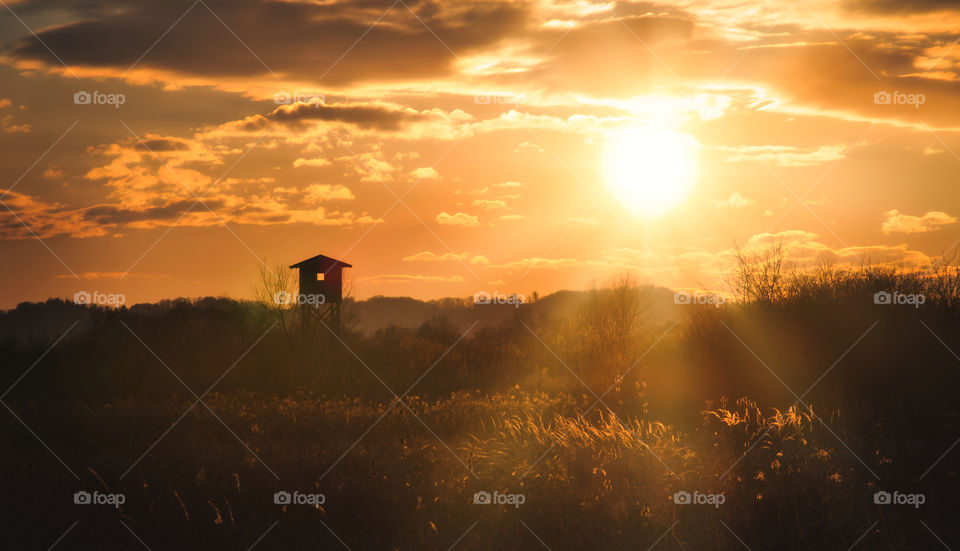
[1,0,960,307]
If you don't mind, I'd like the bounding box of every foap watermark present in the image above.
[674,292,725,307]
[874,90,925,109]
[474,291,525,308]
[273,291,326,306]
[874,490,925,509]
[274,92,325,106]
[273,490,326,506]
[474,93,525,108]
[473,490,525,508]
[74,90,125,109]
[74,291,126,307]
[673,490,725,508]
[873,290,925,308]
[74,490,125,508]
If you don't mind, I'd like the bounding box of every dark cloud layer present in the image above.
[270,102,422,130]
[521,14,696,96]
[9,0,532,85]
[137,138,191,152]
[83,199,221,225]
[845,0,960,14]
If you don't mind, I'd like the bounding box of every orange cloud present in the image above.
[472,199,507,210]
[360,274,465,283]
[717,145,847,167]
[436,212,480,226]
[881,209,957,234]
[409,167,440,180]
[54,271,170,280]
[402,251,489,264]
[712,192,755,209]
[293,157,332,168]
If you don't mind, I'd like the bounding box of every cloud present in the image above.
[409,167,440,180]
[472,199,507,210]
[0,190,109,238]
[718,145,847,167]
[12,0,960,135]
[208,98,628,152]
[222,101,475,143]
[493,181,523,188]
[524,11,696,97]
[403,251,469,262]
[844,0,960,14]
[54,271,169,280]
[303,184,354,202]
[360,274,465,283]
[489,257,586,271]
[738,230,932,267]
[137,137,191,152]
[514,142,544,153]
[42,166,64,179]
[269,102,428,131]
[478,230,935,298]
[881,209,957,234]
[0,135,374,239]
[338,150,396,183]
[402,250,489,265]
[436,211,479,226]
[7,0,533,87]
[293,157,333,168]
[1,114,30,134]
[712,192,755,209]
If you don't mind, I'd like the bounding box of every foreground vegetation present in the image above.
[2,256,960,549]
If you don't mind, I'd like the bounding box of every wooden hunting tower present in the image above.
[289,253,351,334]
[289,254,352,303]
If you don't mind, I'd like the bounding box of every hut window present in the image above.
[316,273,325,281]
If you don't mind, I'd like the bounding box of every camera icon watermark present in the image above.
[874,90,925,109]
[674,292,725,307]
[474,93,525,108]
[273,490,325,506]
[473,490,525,508]
[873,490,925,508]
[74,90,125,109]
[74,290,126,307]
[274,92,325,106]
[74,490,126,508]
[873,290,925,308]
[273,291,326,306]
[473,291,525,308]
[672,490,725,508]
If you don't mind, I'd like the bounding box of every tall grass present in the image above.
[3,258,960,548]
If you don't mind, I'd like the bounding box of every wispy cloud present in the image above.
[882,209,956,234]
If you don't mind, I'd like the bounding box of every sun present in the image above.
[604,125,699,218]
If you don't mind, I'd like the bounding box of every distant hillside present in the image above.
[0,285,684,344]
[346,286,683,335]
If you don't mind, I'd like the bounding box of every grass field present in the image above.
[3,259,960,549]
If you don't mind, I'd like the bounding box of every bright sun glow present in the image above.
[604,125,699,218]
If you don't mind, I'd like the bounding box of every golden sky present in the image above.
[2,0,960,307]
